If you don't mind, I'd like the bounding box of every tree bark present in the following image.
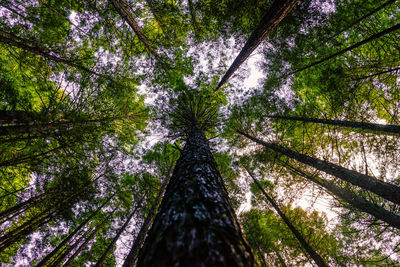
[238,130,400,206]
[244,167,328,267]
[137,127,256,266]
[282,162,400,230]
[123,177,169,267]
[216,0,299,90]
[268,115,400,134]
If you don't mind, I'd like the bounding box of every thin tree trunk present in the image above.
[37,193,115,267]
[273,248,288,267]
[0,29,103,77]
[0,119,102,136]
[325,0,395,42]
[137,127,256,266]
[188,0,200,39]
[253,239,268,267]
[267,115,400,134]
[282,161,400,230]
[144,0,168,37]
[95,201,143,267]
[0,110,36,125]
[244,167,328,267]
[123,177,169,267]
[288,23,400,76]
[0,187,26,200]
[63,208,118,266]
[110,0,162,62]
[0,146,62,167]
[216,0,299,90]
[0,191,50,221]
[351,67,400,81]
[238,130,400,205]
[0,175,101,252]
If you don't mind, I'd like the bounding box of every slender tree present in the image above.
[216,0,299,90]
[288,23,400,76]
[36,193,115,267]
[123,177,169,266]
[244,166,328,267]
[238,130,400,205]
[280,161,400,229]
[267,115,400,134]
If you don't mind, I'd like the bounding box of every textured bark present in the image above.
[238,130,400,205]
[216,0,299,90]
[137,127,256,266]
[37,194,114,267]
[110,0,162,62]
[245,167,328,267]
[268,115,400,134]
[283,162,400,230]
[289,23,400,76]
[123,178,169,267]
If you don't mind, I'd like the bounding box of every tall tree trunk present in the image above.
[267,115,400,134]
[188,0,201,39]
[0,175,101,252]
[238,130,400,205]
[0,146,63,167]
[0,191,51,222]
[95,201,143,267]
[0,29,104,77]
[0,187,26,200]
[37,193,114,267]
[244,167,328,267]
[110,0,163,62]
[281,161,400,229]
[63,208,118,266]
[288,23,400,76]
[0,110,36,125]
[325,0,395,42]
[137,127,256,266]
[144,0,168,38]
[351,66,400,81]
[0,119,102,136]
[274,248,288,267]
[216,0,299,90]
[123,177,169,267]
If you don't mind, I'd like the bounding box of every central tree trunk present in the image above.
[137,127,256,266]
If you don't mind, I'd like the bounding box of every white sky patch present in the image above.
[243,53,264,89]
